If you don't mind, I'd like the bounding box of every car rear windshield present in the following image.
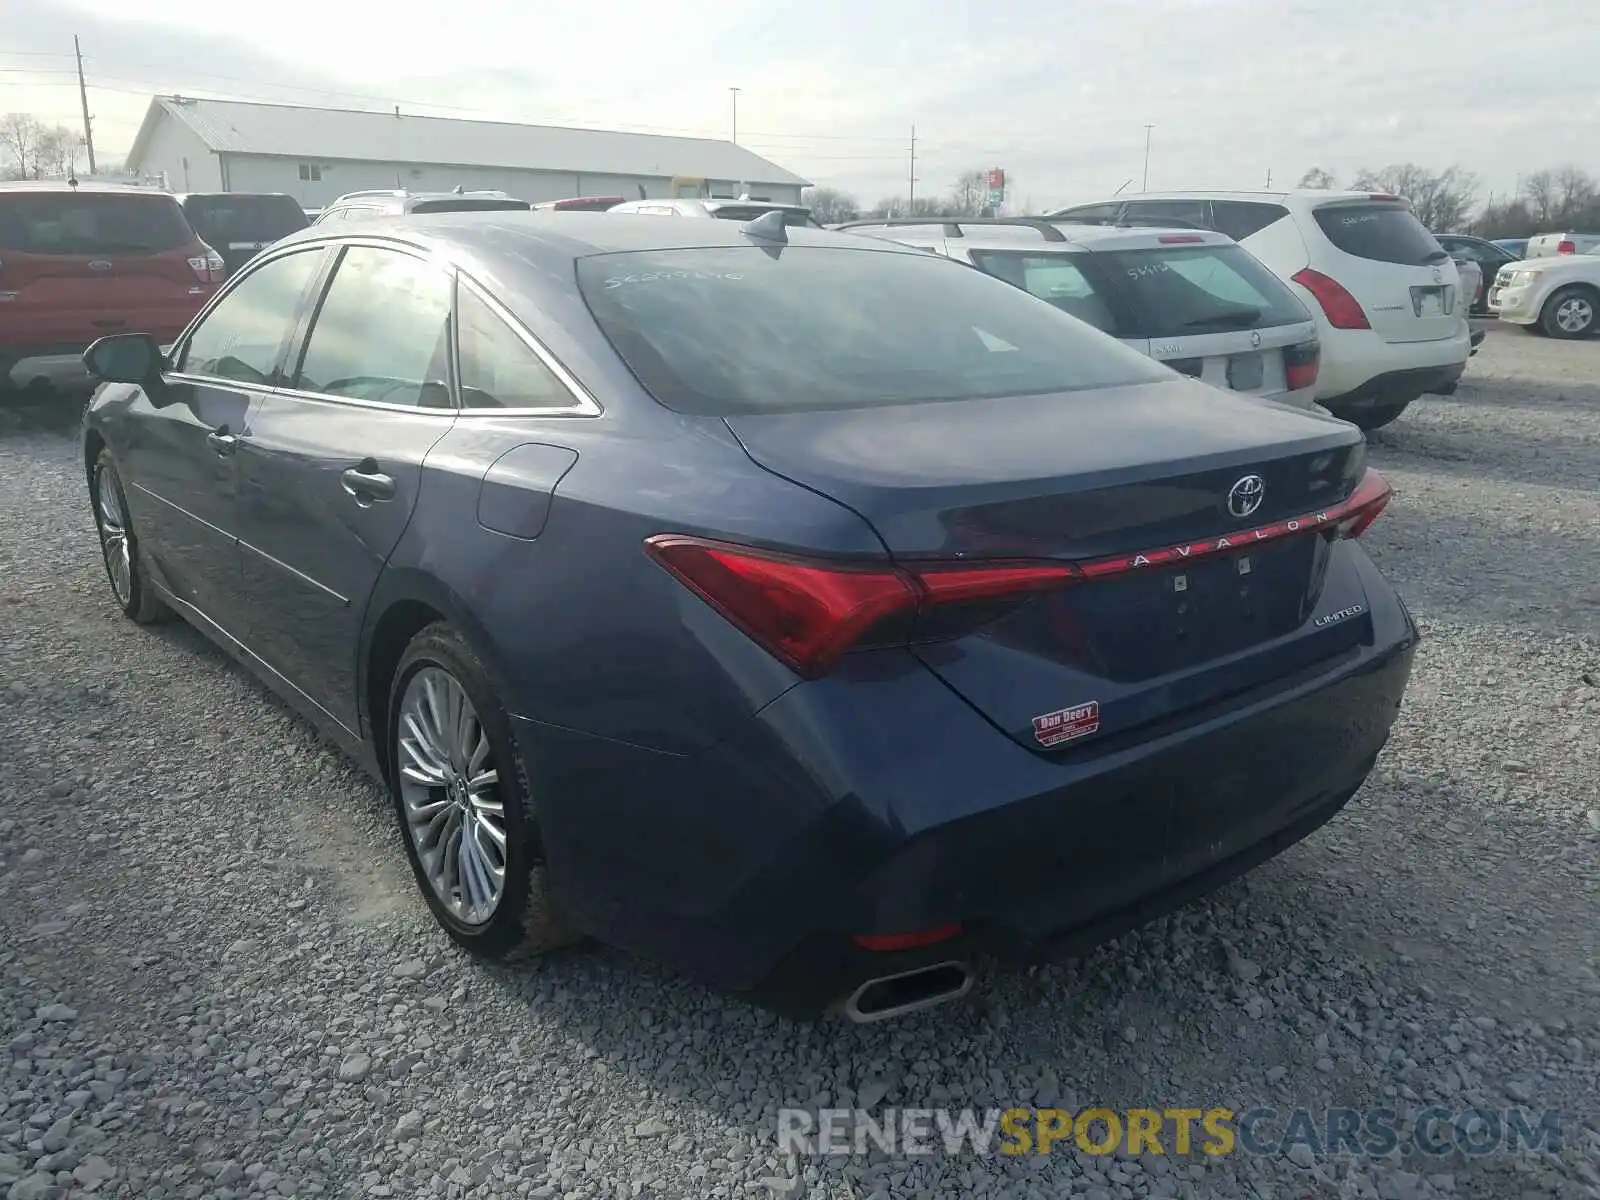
[1312,203,1445,266]
[575,245,1172,416]
[709,206,820,227]
[1092,244,1310,338]
[180,194,308,243]
[0,192,195,255]
[407,198,532,214]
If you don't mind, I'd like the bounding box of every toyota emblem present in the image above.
[88,260,113,272]
[1432,266,1443,283]
[1227,474,1265,519]
[1249,330,1262,349]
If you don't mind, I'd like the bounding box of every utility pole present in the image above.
[728,87,740,144]
[1141,124,1153,192]
[1265,168,1272,188]
[75,35,97,174]
[908,125,917,210]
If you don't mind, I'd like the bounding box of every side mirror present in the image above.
[83,333,165,386]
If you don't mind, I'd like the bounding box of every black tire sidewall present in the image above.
[91,450,144,619]
[386,623,539,958]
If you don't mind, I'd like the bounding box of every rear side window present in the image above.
[575,245,1170,416]
[1208,200,1289,242]
[966,251,1120,335]
[294,246,454,407]
[1311,203,1443,266]
[0,193,195,255]
[180,195,308,244]
[1095,245,1310,338]
[456,284,575,409]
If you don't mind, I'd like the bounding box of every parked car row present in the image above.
[78,207,1419,1020]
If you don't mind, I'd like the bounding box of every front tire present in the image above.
[387,622,577,961]
[90,450,171,624]
[1540,286,1598,339]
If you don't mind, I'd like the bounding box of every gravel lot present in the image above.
[2,326,1598,1200]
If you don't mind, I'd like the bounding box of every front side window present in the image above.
[966,251,1120,334]
[177,248,325,384]
[293,246,453,407]
[575,245,1170,416]
[457,284,575,409]
[1096,244,1310,338]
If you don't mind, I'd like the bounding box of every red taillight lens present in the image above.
[1558,240,1576,255]
[1334,467,1392,539]
[1292,268,1370,330]
[1283,338,1321,392]
[644,535,1078,678]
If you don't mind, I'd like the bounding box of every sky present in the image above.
[2,0,1596,212]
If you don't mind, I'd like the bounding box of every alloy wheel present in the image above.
[1555,295,1594,335]
[95,464,133,607]
[395,666,508,925]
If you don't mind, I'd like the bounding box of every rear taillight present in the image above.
[1333,468,1392,539]
[646,470,1395,677]
[643,535,1078,678]
[1557,240,1576,255]
[188,250,227,284]
[1284,338,1321,392]
[1291,267,1370,330]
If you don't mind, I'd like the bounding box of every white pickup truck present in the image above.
[1525,231,1600,258]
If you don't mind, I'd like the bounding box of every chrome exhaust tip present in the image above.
[842,961,973,1023]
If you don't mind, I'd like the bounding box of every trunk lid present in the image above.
[1307,198,1464,343]
[725,377,1374,749]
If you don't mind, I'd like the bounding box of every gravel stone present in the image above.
[3,331,1599,1199]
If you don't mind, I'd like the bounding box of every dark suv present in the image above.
[0,181,222,397]
[175,192,309,274]
[311,190,532,225]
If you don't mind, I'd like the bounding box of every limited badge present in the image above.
[1032,701,1101,747]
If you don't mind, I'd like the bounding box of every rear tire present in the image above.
[90,449,172,624]
[386,622,579,962]
[1539,286,1598,339]
[1327,398,1410,432]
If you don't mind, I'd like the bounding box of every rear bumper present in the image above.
[1320,361,1467,417]
[1313,324,1471,400]
[514,563,1420,1017]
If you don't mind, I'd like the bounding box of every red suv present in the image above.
[0,182,224,396]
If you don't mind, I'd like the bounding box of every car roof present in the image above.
[838,217,1236,251]
[271,209,925,263]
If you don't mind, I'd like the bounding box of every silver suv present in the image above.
[605,197,822,227]
[838,217,1323,409]
[312,189,532,224]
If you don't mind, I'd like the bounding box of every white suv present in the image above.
[837,217,1322,408]
[1045,191,1473,431]
[1488,244,1600,338]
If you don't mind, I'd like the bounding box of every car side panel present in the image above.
[376,410,886,758]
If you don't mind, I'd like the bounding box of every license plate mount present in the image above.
[1412,287,1445,317]
[1227,351,1264,391]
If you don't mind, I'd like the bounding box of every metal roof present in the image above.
[126,96,810,188]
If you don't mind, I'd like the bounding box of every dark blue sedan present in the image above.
[79,212,1418,1021]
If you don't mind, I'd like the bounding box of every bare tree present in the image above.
[1521,171,1558,225]
[1553,167,1597,223]
[36,126,76,179]
[1349,163,1478,231]
[1297,167,1335,189]
[801,187,860,224]
[868,196,955,219]
[0,112,43,180]
[948,170,989,217]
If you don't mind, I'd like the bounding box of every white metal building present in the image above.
[124,96,809,207]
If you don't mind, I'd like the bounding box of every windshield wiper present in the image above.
[1183,307,1263,329]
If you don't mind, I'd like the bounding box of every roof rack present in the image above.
[834,216,1068,242]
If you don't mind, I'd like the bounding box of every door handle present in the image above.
[206,430,237,455]
[341,467,396,502]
